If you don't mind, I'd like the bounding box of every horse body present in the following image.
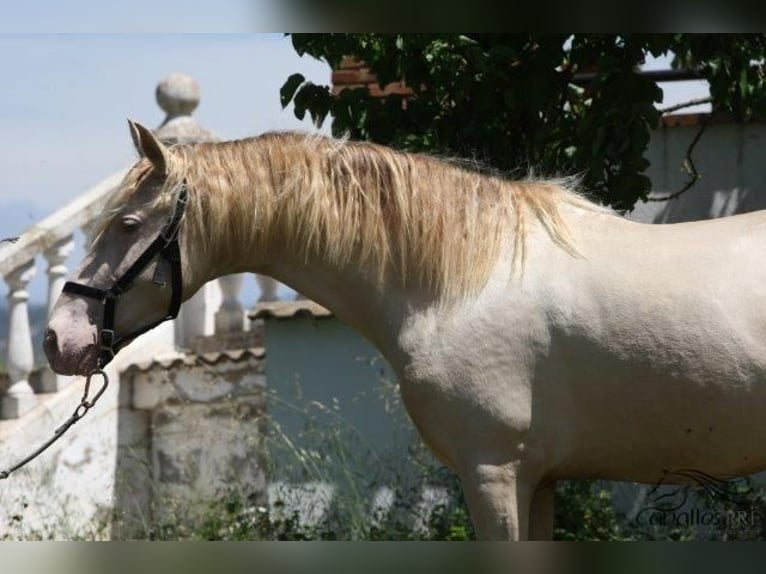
[543,208,766,479]
[355,206,766,538]
[44,123,766,540]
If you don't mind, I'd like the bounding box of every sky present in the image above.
[0,15,710,304]
[0,33,330,230]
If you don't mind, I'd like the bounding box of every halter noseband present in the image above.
[62,183,189,369]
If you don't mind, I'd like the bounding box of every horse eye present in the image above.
[121,216,142,231]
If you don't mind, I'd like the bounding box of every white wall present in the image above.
[631,121,766,223]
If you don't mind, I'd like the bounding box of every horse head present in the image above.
[44,121,190,376]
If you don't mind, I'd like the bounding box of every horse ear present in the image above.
[127,119,169,175]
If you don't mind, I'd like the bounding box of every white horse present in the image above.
[44,121,766,540]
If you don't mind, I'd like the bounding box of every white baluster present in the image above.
[256,274,279,302]
[176,281,221,348]
[40,235,75,392]
[2,260,38,419]
[215,274,245,333]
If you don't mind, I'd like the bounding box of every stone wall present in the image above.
[0,339,266,540]
[114,349,267,537]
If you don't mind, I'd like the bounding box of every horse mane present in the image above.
[96,132,613,300]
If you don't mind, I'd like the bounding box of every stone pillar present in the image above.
[175,281,222,348]
[40,235,75,392]
[215,274,246,333]
[2,260,38,418]
[256,274,279,302]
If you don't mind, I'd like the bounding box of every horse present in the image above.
[44,120,766,540]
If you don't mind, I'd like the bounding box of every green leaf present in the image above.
[280,73,306,108]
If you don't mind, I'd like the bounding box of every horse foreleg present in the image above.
[460,464,536,540]
[528,481,555,540]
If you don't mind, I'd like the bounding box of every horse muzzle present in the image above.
[43,323,99,377]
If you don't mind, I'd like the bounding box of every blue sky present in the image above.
[1,33,330,225]
[0,20,709,304]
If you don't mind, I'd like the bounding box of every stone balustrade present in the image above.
[2,260,37,419]
[0,170,126,418]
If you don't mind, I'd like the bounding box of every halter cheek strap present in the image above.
[62,184,188,369]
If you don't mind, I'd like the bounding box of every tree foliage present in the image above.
[282,34,766,211]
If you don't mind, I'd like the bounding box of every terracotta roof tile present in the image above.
[125,347,265,373]
[249,300,333,320]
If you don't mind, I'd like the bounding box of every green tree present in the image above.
[282,33,766,211]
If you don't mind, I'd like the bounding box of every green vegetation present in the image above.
[282,34,766,211]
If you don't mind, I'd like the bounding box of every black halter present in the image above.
[63,183,189,369]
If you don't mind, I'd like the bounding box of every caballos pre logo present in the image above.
[635,468,759,529]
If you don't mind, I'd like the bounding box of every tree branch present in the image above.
[646,109,716,203]
[659,97,713,115]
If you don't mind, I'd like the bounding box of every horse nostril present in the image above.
[43,328,58,358]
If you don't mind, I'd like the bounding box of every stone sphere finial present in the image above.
[154,72,218,144]
[156,73,200,118]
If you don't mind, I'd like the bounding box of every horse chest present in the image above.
[395,311,541,455]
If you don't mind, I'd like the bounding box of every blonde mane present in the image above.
[95,133,613,300]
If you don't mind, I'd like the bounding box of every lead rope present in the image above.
[0,369,109,480]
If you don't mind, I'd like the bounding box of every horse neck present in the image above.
[181,138,432,367]
[262,256,418,368]
[182,209,414,366]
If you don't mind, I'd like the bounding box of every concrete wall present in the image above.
[631,120,766,223]
[261,315,445,530]
[264,315,402,459]
[0,323,174,540]
[0,328,266,539]
[114,351,267,537]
